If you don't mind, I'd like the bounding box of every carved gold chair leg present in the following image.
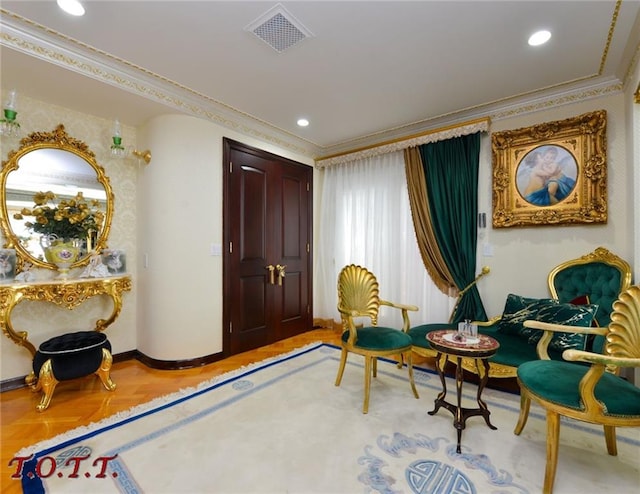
[35,359,59,413]
[544,410,561,494]
[406,352,419,399]
[334,348,348,386]
[96,348,117,391]
[514,390,531,435]
[438,353,449,372]
[603,425,617,455]
[372,357,378,377]
[363,356,373,414]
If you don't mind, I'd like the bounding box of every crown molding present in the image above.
[0,11,321,159]
[316,75,623,158]
[0,10,630,162]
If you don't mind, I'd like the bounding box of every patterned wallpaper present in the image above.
[0,93,138,381]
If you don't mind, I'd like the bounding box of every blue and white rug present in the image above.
[14,343,640,493]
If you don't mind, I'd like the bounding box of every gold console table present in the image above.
[0,275,132,359]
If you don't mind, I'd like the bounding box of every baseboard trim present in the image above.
[134,349,224,370]
[0,376,26,392]
[0,348,225,392]
[114,349,137,363]
[313,317,341,331]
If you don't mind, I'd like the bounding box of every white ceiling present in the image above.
[1,1,640,159]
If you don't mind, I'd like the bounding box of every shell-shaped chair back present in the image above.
[337,264,380,326]
[606,285,640,359]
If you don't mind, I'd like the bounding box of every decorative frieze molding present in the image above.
[0,10,318,159]
[1,9,635,165]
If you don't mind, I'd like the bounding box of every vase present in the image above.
[40,235,81,278]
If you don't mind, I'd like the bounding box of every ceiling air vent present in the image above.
[245,3,313,53]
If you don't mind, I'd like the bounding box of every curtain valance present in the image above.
[315,117,490,168]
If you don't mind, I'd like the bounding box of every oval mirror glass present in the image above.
[0,125,113,271]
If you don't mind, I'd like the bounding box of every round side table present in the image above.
[426,329,500,453]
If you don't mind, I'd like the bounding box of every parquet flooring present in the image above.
[0,329,343,493]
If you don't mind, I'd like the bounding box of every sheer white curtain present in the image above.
[315,151,453,328]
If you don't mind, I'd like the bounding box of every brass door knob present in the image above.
[276,264,287,286]
[266,264,275,285]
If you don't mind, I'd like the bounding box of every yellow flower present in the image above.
[13,190,103,239]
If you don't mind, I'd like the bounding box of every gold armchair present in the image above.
[334,264,419,414]
[514,285,640,493]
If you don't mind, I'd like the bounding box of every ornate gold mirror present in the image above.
[0,124,113,271]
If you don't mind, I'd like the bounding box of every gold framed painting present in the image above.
[491,110,607,228]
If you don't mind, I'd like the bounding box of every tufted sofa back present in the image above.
[548,247,632,353]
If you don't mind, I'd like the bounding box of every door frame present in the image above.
[222,138,313,357]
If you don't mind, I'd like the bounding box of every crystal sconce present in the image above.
[110,119,126,158]
[110,118,152,164]
[0,90,20,137]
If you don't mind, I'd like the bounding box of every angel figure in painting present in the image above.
[540,147,576,204]
[519,146,577,206]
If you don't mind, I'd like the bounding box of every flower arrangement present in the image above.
[14,191,104,240]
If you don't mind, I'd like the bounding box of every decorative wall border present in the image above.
[1,6,636,164]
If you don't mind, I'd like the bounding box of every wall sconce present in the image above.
[109,118,152,164]
[132,149,152,164]
[110,119,126,158]
[0,90,20,137]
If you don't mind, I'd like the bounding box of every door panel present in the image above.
[238,274,269,350]
[233,162,271,354]
[224,138,312,355]
[240,166,267,261]
[277,166,310,339]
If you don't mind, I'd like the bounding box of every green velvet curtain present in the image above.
[418,133,487,322]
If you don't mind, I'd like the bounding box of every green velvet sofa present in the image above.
[409,247,632,378]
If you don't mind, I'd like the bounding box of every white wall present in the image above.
[476,93,634,317]
[630,65,640,284]
[627,56,640,384]
[136,114,313,361]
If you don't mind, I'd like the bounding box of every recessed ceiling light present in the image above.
[57,0,85,16]
[528,30,551,46]
[297,118,309,127]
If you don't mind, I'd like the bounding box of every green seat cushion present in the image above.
[518,360,640,417]
[409,321,567,367]
[342,326,412,351]
[408,323,456,349]
[479,324,564,366]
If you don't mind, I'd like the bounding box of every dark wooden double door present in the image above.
[223,138,313,356]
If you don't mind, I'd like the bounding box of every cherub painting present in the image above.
[516,145,578,206]
[491,110,607,227]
